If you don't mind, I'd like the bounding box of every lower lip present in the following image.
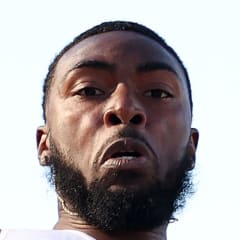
[101,157,148,170]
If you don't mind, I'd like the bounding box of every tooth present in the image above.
[123,156,134,160]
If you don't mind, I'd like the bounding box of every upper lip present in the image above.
[99,137,156,165]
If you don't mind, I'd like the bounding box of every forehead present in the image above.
[54,31,186,86]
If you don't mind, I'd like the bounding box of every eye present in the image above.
[144,89,172,98]
[76,87,104,97]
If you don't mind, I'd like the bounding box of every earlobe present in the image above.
[36,125,51,166]
[188,128,199,170]
[191,128,199,149]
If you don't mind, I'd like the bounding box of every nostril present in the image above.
[109,114,122,125]
[130,114,144,125]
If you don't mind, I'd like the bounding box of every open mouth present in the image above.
[99,138,155,170]
[111,151,142,159]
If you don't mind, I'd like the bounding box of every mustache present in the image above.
[95,128,157,163]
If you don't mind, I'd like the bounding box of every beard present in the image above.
[48,132,194,233]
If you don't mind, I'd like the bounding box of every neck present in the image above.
[54,209,168,240]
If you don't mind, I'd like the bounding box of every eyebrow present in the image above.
[68,60,115,73]
[64,60,178,82]
[137,62,177,75]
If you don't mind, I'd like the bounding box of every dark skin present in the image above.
[37,31,199,240]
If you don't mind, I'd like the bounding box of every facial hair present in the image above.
[48,132,194,233]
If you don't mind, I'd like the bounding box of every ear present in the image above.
[36,125,51,166]
[188,128,199,170]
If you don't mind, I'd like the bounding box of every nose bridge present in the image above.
[113,83,135,109]
[103,83,147,127]
[110,83,144,119]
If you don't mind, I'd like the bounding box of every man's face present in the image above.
[38,31,198,230]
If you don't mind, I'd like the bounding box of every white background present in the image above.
[0,0,239,239]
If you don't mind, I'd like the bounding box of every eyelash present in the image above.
[75,87,172,99]
[143,89,173,98]
[75,87,105,97]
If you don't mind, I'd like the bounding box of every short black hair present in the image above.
[42,21,192,121]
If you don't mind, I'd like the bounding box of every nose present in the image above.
[103,84,147,128]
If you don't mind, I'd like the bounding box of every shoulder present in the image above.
[0,230,95,240]
[0,229,7,240]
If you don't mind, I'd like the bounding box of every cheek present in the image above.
[147,102,191,177]
[49,99,103,161]
[148,101,190,142]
